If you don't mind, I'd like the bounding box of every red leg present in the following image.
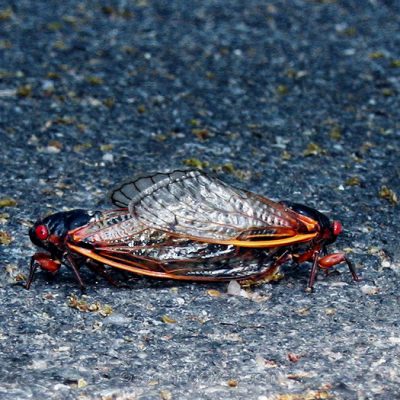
[25,253,61,289]
[293,249,315,264]
[318,252,361,282]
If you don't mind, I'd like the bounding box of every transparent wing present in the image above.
[68,208,282,281]
[69,237,281,281]
[69,240,282,281]
[112,169,307,241]
[110,170,190,208]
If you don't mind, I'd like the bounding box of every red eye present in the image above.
[332,221,343,236]
[35,225,49,240]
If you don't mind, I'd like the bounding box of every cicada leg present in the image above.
[64,252,86,291]
[318,252,361,282]
[85,260,129,288]
[239,250,291,287]
[306,251,321,292]
[25,256,40,290]
[25,253,62,290]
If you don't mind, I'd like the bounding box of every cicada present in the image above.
[27,169,360,290]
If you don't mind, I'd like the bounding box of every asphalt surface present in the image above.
[1,1,399,399]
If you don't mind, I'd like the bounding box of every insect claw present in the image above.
[25,256,39,290]
[344,256,361,282]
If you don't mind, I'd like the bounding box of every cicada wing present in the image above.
[94,249,278,281]
[122,169,305,242]
[69,209,146,244]
[110,170,191,208]
[69,238,281,281]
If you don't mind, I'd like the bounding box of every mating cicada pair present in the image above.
[27,169,359,290]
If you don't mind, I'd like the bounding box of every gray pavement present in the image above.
[0,1,399,399]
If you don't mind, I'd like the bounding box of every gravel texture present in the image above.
[1,1,399,399]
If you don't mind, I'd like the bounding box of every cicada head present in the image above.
[331,220,343,237]
[326,221,343,244]
[26,209,94,289]
[29,209,92,256]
